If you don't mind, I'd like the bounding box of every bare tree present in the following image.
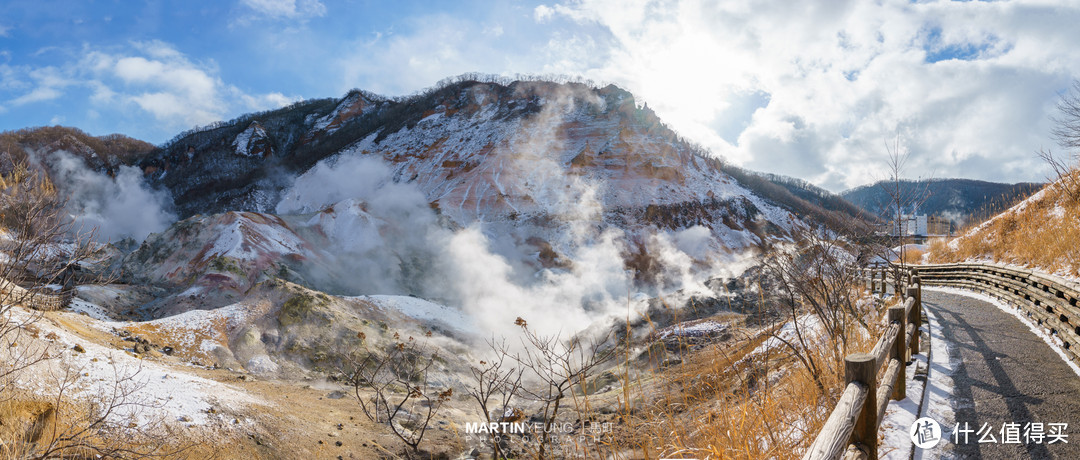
[760,224,870,392]
[12,361,191,459]
[1039,80,1080,208]
[342,331,453,456]
[0,162,185,458]
[0,161,98,398]
[466,338,525,459]
[876,133,931,282]
[511,317,616,460]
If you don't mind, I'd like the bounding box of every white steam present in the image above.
[272,85,757,338]
[443,226,630,335]
[277,154,446,295]
[276,154,428,217]
[939,210,966,230]
[47,151,176,243]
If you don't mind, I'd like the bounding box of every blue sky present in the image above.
[3,0,1080,191]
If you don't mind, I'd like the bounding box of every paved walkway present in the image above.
[924,289,1080,459]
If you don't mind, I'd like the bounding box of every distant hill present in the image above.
[721,167,875,233]
[841,179,1042,227]
[0,126,153,175]
[928,177,1078,275]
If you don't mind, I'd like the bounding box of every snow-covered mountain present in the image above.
[2,79,874,337]
[141,80,799,250]
[95,79,828,334]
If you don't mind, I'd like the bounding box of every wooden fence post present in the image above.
[889,306,906,401]
[909,279,921,356]
[847,353,878,459]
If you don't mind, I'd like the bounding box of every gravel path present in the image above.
[923,289,1080,459]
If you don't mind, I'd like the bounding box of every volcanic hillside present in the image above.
[0,78,885,337]
[138,79,869,242]
[0,126,152,174]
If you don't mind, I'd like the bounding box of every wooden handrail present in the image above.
[803,271,923,460]
[804,371,871,459]
[0,277,69,311]
[915,262,1080,365]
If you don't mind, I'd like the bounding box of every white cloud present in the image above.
[0,25,10,38]
[236,91,294,111]
[80,43,229,128]
[532,0,1080,190]
[4,41,298,136]
[534,5,555,22]
[240,0,326,20]
[484,24,504,37]
[8,66,71,106]
[89,41,300,130]
[10,86,62,106]
[339,16,516,95]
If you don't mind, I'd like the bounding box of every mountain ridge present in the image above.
[841,177,1042,226]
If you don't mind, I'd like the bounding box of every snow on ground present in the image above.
[871,244,930,264]
[878,306,958,459]
[68,297,111,321]
[913,307,960,460]
[109,302,266,362]
[206,214,308,263]
[750,314,825,356]
[656,320,728,340]
[879,351,927,459]
[657,320,728,339]
[894,244,930,253]
[12,308,265,427]
[232,123,267,157]
[356,295,473,333]
[82,300,270,366]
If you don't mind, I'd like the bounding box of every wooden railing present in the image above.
[0,278,69,311]
[802,269,923,460]
[861,263,912,296]
[915,262,1080,366]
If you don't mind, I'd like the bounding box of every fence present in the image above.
[0,277,69,311]
[914,262,1080,365]
[802,267,923,460]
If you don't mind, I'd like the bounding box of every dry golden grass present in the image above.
[930,169,1080,276]
[0,395,208,459]
[895,248,926,265]
[628,309,881,459]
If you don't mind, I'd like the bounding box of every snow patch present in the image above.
[751,314,825,356]
[67,297,111,321]
[232,123,268,157]
[13,308,264,427]
[356,295,474,333]
[656,320,728,340]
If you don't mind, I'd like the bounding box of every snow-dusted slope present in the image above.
[142,81,798,248]
[931,178,1080,278]
[123,80,810,335]
[276,82,797,252]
